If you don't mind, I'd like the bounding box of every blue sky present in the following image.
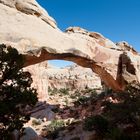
[37,0,140,67]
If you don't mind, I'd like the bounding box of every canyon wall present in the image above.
[47,64,101,90]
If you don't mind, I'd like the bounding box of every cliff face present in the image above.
[47,64,101,90]
[0,0,140,91]
[24,62,49,101]
[24,62,101,101]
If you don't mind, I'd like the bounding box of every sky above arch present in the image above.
[37,0,140,67]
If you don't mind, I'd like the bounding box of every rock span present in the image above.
[0,0,140,91]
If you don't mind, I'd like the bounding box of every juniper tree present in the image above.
[0,44,38,139]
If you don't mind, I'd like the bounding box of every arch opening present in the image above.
[47,60,102,91]
[48,60,74,68]
[24,50,123,91]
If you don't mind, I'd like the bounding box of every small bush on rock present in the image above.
[59,88,69,95]
[42,119,65,139]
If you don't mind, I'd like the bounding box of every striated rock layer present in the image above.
[0,0,140,91]
[47,64,101,90]
[24,62,101,101]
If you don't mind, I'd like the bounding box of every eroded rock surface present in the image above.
[24,61,49,101]
[47,64,101,90]
[0,0,140,91]
[24,62,101,101]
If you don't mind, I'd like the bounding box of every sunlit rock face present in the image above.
[47,64,102,90]
[0,0,140,92]
[24,62,102,101]
[24,62,49,101]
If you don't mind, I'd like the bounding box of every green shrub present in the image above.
[101,83,140,139]
[105,127,127,140]
[48,88,58,96]
[0,44,38,139]
[75,96,89,105]
[70,90,81,99]
[47,120,65,132]
[104,84,140,125]
[83,115,109,135]
[48,86,52,93]
[44,119,65,139]
[59,88,69,95]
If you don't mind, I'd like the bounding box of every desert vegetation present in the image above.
[39,83,140,140]
[0,44,38,139]
[82,84,140,140]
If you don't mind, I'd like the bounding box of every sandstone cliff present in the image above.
[47,64,101,90]
[0,0,140,91]
[25,62,101,101]
[24,62,49,101]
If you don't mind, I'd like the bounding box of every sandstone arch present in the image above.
[0,0,140,91]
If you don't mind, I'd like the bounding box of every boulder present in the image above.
[20,127,38,140]
[20,127,48,140]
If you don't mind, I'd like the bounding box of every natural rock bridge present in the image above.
[0,0,140,92]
